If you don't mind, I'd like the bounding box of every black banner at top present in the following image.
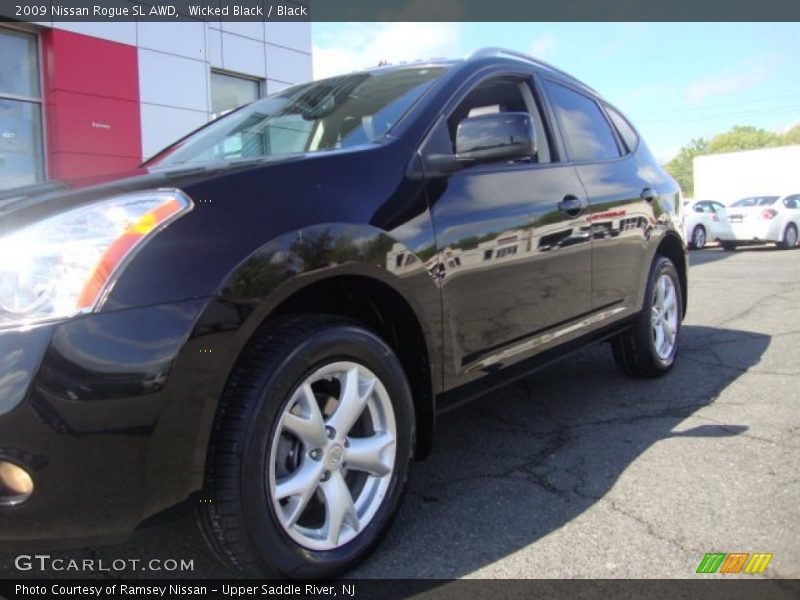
[1,0,799,22]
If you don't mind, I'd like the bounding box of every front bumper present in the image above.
[0,297,232,547]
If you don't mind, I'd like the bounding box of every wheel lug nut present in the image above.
[321,471,331,481]
[325,426,336,439]
[310,449,321,460]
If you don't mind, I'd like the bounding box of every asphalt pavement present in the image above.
[1,245,798,580]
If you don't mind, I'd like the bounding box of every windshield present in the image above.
[147,66,446,167]
[731,196,779,207]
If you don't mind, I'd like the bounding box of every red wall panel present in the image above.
[41,29,142,181]
[47,91,140,156]
[52,154,142,180]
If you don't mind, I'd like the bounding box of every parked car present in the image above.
[718,194,800,250]
[683,199,728,249]
[0,48,686,578]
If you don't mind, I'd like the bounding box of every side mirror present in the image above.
[455,112,537,164]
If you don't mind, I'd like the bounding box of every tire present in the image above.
[611,256,683,378]
[777,223,798,250]
[720,241,738,251]
[197,315,415,578]
[689,225,706,250]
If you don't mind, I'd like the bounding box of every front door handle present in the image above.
[641,187,659,203]
[558,195,586,217]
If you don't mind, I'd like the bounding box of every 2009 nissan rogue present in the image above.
[0,48,686,577]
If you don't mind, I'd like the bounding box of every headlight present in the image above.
[0,189,193,329]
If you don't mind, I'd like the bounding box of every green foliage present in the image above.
[781,123,800,145]
[664,124,800,197]
[664,138,709,197]
[706,125,780,154]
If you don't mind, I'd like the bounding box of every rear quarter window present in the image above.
[605,105,639,153]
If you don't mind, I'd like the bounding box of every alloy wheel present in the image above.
[268,361,397,551]
[651,273,679,360]
[787,226,798,248]
[692,226,706,249]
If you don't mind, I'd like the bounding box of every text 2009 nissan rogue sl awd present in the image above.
[0,48,686,577]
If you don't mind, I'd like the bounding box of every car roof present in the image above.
[343,47,599,99]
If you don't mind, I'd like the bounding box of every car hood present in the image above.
[0,154,307,235]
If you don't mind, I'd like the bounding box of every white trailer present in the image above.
[693,144,800,205]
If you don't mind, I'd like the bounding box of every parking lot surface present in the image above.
[1,246,798,579]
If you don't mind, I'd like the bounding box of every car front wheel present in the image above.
[690,225,706,249]
[611,255,683,378]
[197,316,415,577]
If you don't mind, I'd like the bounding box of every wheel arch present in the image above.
[264,272,438,459]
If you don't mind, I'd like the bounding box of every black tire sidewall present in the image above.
[238,324,414,578]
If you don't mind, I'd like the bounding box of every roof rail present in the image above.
[469,47,597,94]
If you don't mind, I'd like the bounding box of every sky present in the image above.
[311,22,800,163]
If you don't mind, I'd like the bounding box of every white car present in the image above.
[683,199,728,249]
[718,194,800,251]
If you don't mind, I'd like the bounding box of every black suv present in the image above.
[0,48,686,577]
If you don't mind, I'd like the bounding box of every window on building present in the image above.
[211,71,262,119]
[0,28,45,191]
[544,80,620,162]
[496,245,518,258]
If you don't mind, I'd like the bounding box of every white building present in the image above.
[693,145,800,205]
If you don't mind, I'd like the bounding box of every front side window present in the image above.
[149,66,446,167]
[446,76,552,163]
[0,28,45,191]
[544,80,620,162]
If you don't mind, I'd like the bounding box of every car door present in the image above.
[692,201,717,239]
[422,73,592,388]
[541,80,665,313]
[708,201,728,238]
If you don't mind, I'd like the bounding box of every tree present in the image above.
[706,125,780,154]
[664,137,708,197]
[780,123,800,145]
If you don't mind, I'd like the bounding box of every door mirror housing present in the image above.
[455,112,537,164]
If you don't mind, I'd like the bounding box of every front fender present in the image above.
[180,222,442,481]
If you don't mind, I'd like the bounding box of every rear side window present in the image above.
[605,105,639,153]
[731,196,779,207]
[544,80,620,162]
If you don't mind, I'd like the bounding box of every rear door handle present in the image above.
[641,187,659,203]
[558,195,586,217]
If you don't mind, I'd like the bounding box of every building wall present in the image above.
[33,20,312,179]
[693,145,800,205]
